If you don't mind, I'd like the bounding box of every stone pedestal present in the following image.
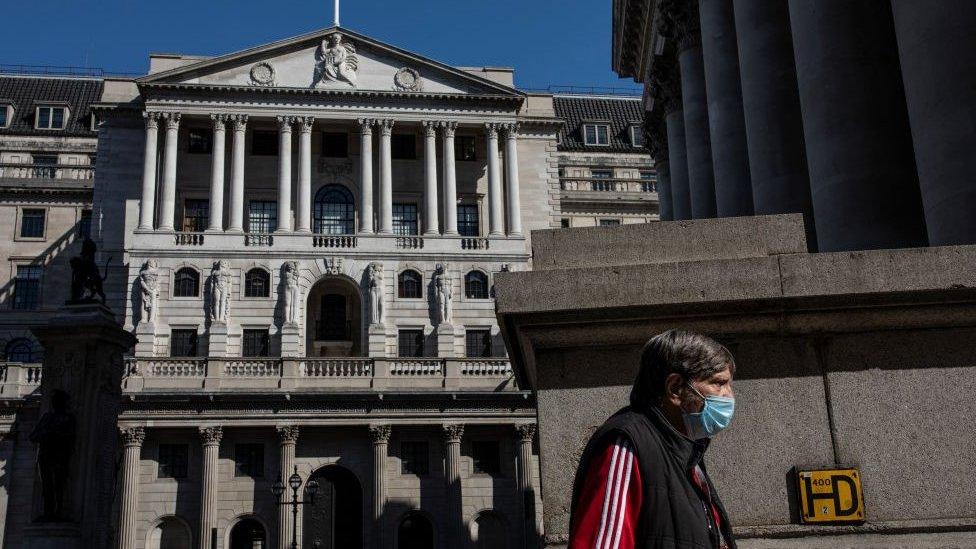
[437,323,456,358]
[207,322,228,357]
[368,324,387,357]
[280,323,301,357]
[134,321,155,356]
[26,303,136,549]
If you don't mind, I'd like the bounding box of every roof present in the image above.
[553,94,647,153]
[0,75,104,138]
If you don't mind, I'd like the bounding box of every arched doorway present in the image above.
[397,512,434,549]
[229,517,266,549]
[314,184,356,235]
[472,511,507,549]
[146,516,191,549]
[303,465,363,549]
[306,276,363,357]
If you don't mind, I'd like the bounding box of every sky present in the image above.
[0,0,642,92]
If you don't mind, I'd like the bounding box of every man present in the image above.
[569,330,737,548]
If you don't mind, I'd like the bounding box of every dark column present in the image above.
[891,0,976,246]
[655,158,674,221]
[645,96,674,222]
[666,111,692,220]
[788,0,927,251]
[679,37,718,219]
[733,0,817,250]
[699,0,753,218]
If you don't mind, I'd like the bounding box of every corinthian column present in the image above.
[503,124,523,236]
[207,115,227,231]
[358,119,375,234]
[276,116,295,233]
[440,122,459,235]
[228,115,248,233]
[198,426,222,549]
[442,424,465,548]
[138,112,160,230]
[377,119,395,234]
[296,117,314,233]
[277,425,299,549]
[369,424,392,549]
[158,112,181,231]
[118,426,146,549]
[515,424,537,547]
[422,121,440,235]
[485,124,504,236]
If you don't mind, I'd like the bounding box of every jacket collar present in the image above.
[645,405,710,471]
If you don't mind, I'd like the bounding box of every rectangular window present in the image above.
[36,106,67,130]
[170,329,199,357]
[321,132,349,158]
[600,219,621,227]
[630,125,645,148]
[234,443,265,478]
[472,440,501,475]
[455,136,476,161]
[400,441,430,476]
[465,329,492,358]
[391,134,416,159]
[242,329,270,357]
[181,199,209,232]
[32,155,57,178]
[398,329,425,358]
[20,209,46,238]
[583,124,609,146]
[590,169,612,179]
[560,218,570,229]
[0,106,8,128]
[187,128,213,154]
[457,204,479,237]
[392,203,418,236]
[158,443,189,479]
[13,266,42,310]
[251,130,278,156]
[247,200,278,233]
[79,209,92,239]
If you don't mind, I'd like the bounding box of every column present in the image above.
[277,425,299,549]
[666,111,692,220]
[228,115,248,233]
[676,6,717,219]
[442,424,464,548]
[138,112,160,230]
[296,117,314,233]
[0,431,13,548]
[503,124,523,236]
[158,112,181,231]
[699,0,753,218]
[891,0,976,246]
[377,119,395,234]
[118,427,146,549]
[358,119,375,234]
[276,116,294,233]
[440,122,459,235]
[207,115,227,231]
[515,424,537,547]
[485,124,504,236]
[198,426,222,549]
[734,0,817,249]
[369,424,391,549]
[655,157,674,221]
[788,0,926,251]
[422,121,440,235]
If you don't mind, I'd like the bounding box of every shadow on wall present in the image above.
[0,218,87,311]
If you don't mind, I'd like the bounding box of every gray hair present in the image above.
[629,330,735,409]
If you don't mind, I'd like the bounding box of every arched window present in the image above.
[5,338,35,362]
[244,268,270,298]
[313,184,355,235]
[464,271,489,299]
[146,516,192,549]
[173,268,199,297]
[473,511,507,549]
[228,517,266,549]
[398,270,422,299]
[398,511,434,549]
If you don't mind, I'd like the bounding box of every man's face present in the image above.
[670,365,734,414]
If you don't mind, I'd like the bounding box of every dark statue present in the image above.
[69,238,110,304]
[29,389,76,521]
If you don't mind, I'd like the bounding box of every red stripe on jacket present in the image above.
[569,435,643,549]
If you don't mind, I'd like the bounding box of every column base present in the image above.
[424,230,440,236]
[489,231,505,237]
[294,228,312,234]
[443,230,459,236]
[225,228,245,235]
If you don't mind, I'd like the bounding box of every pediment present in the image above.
[139,27,521,98]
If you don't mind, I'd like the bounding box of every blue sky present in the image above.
[0,0,641,92]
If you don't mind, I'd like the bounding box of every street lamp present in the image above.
[272,465,319,549]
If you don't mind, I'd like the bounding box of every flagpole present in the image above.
[334,0,340,26]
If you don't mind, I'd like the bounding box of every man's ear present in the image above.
[664,373,684,406]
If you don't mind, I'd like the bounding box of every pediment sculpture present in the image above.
[315,32,358,87]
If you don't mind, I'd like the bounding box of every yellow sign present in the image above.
[796,468,865,524]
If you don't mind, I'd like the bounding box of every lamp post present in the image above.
[272,465,319,549]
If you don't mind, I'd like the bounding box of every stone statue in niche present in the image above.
[315,32,358,87]
[208,260,232,324]
[138,259,159,324]
[432,264,453,325]
[29,389,76,521]
[282,261,301,326]
[366,262,384,326]
[69,237,110,304]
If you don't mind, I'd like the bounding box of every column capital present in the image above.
[142,111,161,130]
[502,122,520,138]
[298,116,315,133]
[119,426,146,447]
[660,0,701,52]
[229,114,249,131]
[357,117,376,133]
[484,122,502,138]
[161,112,181,129]
[276,116,296,131]
[422,120,438,138]
[515,423,536,443]
[441,423,465,443]
[199,425,223,446]
[277,425,300,444]
[369,424,392,444]
[377,118,395,136]
[440,121,458,138]
[210,113,228,129]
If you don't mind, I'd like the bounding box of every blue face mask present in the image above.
[682,382,735,440]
